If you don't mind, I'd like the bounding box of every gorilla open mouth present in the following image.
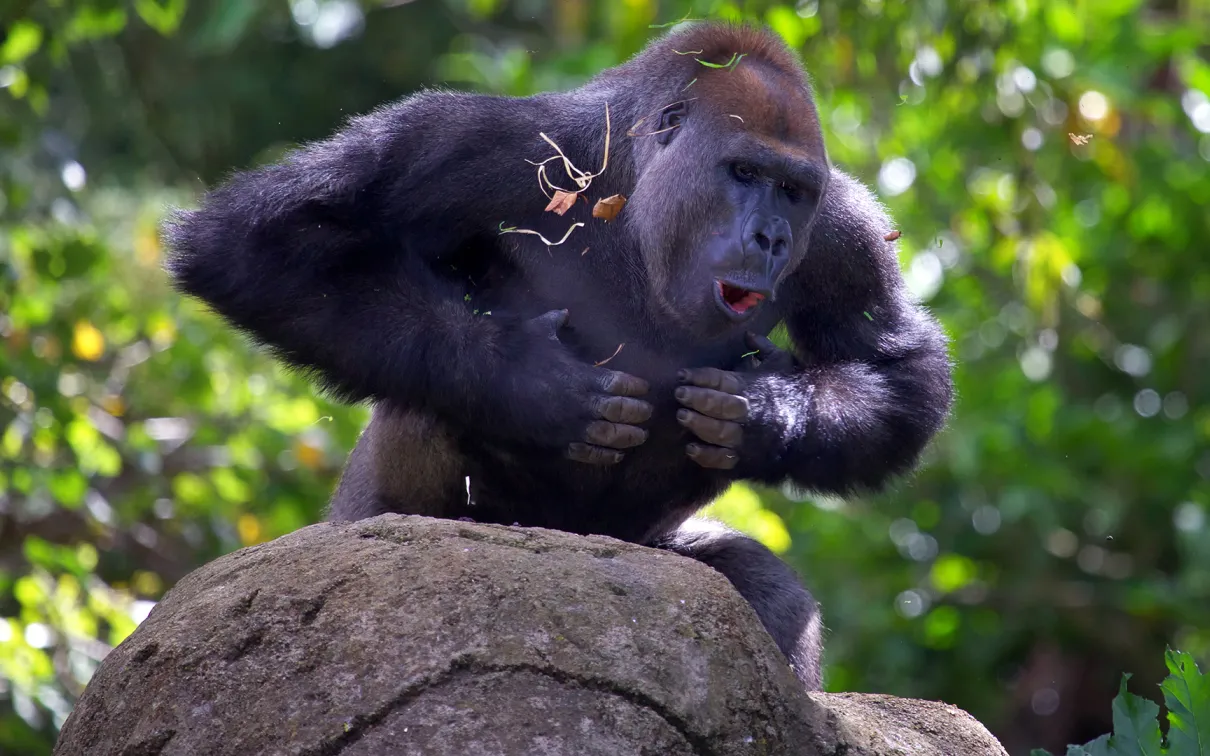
[715,280,767,319]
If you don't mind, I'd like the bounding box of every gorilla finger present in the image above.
[676,367,744,395]
[744,334,795,372]
[594,396,654,424]
[530,309,570,339]
[584,421,648,449]
[676,409,744,448]
[566,443,625,466]
[686,443,739,470]
[744,332,780,355]
[601,370,650,397]
[674,385,749,422]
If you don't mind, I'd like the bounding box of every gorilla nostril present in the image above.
[772,239,788,257]
[754,232,771,253]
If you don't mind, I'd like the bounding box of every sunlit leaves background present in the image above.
[1,0,1208,753]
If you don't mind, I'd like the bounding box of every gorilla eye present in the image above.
[731,163,759,183]
[780,181,803,202]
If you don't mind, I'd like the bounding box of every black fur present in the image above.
[162,23,953,690]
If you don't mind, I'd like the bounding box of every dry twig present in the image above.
[594,343,625,367]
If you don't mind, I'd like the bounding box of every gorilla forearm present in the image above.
[719,168,953,493]
[738,334,952,494]
[161,95,593,437]
[746,166,951,493]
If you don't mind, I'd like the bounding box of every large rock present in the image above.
[55,515,1007,755]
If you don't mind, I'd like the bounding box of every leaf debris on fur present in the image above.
[498,221,586,247]
[594,343,625,367]
[545,190,578,216]
[696,52,746,70]
[884,230,901,241]
[526,103,612,200]
[649,11,697,28]
[592,194,627,222]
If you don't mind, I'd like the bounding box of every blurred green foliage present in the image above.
[1,0,1209,753]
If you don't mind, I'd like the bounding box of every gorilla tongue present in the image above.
[719,282,766,314]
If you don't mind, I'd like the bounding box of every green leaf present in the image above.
[134,0,187,36]
[696,52,746,70]
[0,20,43,65]
[649,11,698,29]
[65,6,128,41]
[1067,734,1113,756]
[1059,674,1165,756]
[1110,675,1164,756]
[1161,649,1210,756]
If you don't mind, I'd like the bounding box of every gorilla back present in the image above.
[164,23,953,690]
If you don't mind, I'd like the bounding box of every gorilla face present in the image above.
[703,148,828,323]
[627,58,829,335]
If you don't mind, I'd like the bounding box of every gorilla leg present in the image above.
[328,406,469,521]
[656,518,823,690]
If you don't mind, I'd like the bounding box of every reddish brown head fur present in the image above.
[639,23,826,158]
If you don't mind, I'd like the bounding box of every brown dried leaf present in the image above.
[545,190,579,216]
[593,194,628,222]
[884,230,901,241]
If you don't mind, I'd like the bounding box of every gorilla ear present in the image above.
[656,102,687,146]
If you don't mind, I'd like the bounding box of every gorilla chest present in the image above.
[473,252,780,380]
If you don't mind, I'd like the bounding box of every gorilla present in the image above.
[163,22,954,690]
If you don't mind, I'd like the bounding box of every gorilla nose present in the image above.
[743,217,791,261]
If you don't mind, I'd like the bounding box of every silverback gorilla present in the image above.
[163,23,953,690]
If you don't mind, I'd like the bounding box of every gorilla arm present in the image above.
[162,92,651,455]
[675,168,954,494]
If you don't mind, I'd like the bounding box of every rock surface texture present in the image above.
[56,514,1007,756]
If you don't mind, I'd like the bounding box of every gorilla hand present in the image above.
[675,333,796,470]
[503,309,653,465]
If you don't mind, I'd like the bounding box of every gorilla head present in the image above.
[619,27,830,334]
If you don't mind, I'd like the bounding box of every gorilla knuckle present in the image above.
[623,398,654,423]
[723,395,750,422]
[688,415,726,444]
[680,386,747,422]
[597,396,654,424]
[586,421,646,449]
[704,368,730,391]
[682,368,744,396]
[686,443,739,470]
[602,371,649,397]
[720,424,744,448]
[566,442,624,466]
[720,373,746,395]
